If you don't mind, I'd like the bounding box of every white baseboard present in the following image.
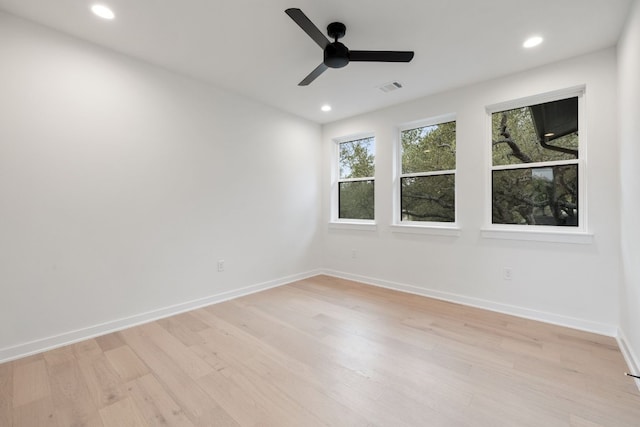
[616,328,640,391]
[0,269,322,364]
[322,269,617,337]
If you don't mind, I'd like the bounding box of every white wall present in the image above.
[618,0,640,374]
[322,49,620,334]
[0,12,322,360]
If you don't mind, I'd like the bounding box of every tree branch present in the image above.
[402,193,454,209]
[499,113,533,163]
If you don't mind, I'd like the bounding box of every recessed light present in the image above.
[91,4,115,20]
[523,36,543,48]
[321,105,332,112]
[544,132,555,137]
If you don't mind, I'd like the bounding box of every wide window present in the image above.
[336,136,375,220]
[491,95,581,227]
[399,120,456,223]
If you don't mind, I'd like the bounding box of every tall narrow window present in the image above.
[399,120,456,223]
[491,96,580,227]
[337,136,375,220]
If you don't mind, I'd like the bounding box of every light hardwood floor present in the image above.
[1,275,639,426]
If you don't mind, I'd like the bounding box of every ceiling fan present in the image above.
[285,8,415,86]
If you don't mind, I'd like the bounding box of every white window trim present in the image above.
[483,86,589,242]
[393,113,459,234]
[480,227,593,244]
[390,223,461,236]
[328,220,378,232]
[330,132,376,227]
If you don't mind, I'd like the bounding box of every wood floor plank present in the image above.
[3,275,639,426]
[78,353,126,408]
[156,317,207,347]
[99,396,147,427]
[42,345,76,367]
[0,361,13,426]
[47,359,104,427]
[136,322,213,380]
[105,345,149,382]
[569,413,606,427]
[13,396,58,427]
[95,332,126,353]
[12,359,51,407]
[10,353,44,367]
[74,339,104,361]
[126,374,195,427]
[196,366,325,427]
[156,311,210,347]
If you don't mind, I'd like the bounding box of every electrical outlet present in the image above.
[503,267,513,280]
[217,260,225,272]
[351,249,357,259]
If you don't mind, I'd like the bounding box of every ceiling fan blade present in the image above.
[349,50,415,62]
[285,8,330,49]
[299,63,329,86]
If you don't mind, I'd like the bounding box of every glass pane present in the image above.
[401,174,455,222]
[339,137,375,179]
[492,165,578,226]
[339,180,374,220]
[402,121,456,174]
[492,97,579,166]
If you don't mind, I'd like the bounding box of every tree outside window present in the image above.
[491,96,579,227]
[337,137,375,220]
[400,120,456,223]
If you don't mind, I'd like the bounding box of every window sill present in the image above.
[328,221,378,232]
[481,227,594,244]
[391,223,461,236]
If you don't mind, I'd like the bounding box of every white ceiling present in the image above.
[0,0,633,124]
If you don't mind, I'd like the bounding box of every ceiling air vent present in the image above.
[378,81,403,93]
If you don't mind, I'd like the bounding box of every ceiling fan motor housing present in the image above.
[324,42,349,68]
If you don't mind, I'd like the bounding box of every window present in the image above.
[490,94,581,227]
[398,119,456,223]
[336,136,375,220]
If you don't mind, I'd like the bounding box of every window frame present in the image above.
[482,86,592,243]
[392,114,460,235]
[330,133,376,228]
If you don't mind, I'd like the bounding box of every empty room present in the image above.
[1,0,639,425]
